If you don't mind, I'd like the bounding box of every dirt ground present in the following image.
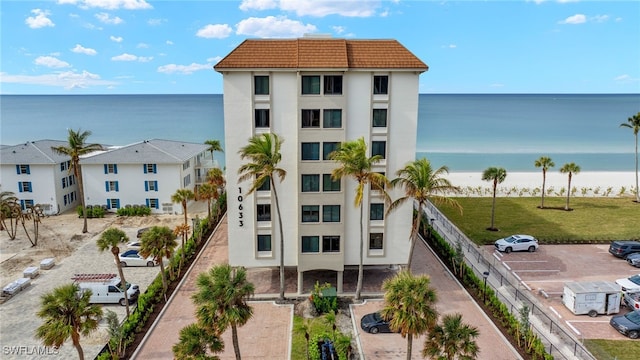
[0,210,189,289]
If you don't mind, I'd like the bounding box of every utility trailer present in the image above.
[563,281,621,317]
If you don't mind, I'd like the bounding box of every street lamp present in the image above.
[482,271,490,303]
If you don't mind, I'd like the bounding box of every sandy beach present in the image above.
[446,171,637,197]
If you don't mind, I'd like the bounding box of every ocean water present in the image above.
[1,94,639,172]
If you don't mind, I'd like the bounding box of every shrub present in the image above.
[310,282,338,315]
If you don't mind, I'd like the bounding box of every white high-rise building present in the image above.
[215,37,428,293]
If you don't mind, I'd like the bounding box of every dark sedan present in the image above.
[610,310,640,339]
[360,312,392,334]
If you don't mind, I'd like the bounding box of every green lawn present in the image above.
[435,196,640,360]
[435,197,639,244]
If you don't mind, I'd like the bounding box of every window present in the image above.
[301,175,320,192]
[61,161,70,171]
[108,198,120,209]
[302,236,320,253]
[370,172,386,191]
[183,174,191,187]
[20,199,34,210]
[323,142,339,160]
[254,75,269,95]
[69,175,75,185]
[323,236,340,252]
[373,109,387,127]
[369,233,384,250]
[302,205,319,222]
[371,141,386,158]
[257,204,271,221]
[323,174,340,192]
[302,76,321,94]
[373,75,388,94]
[302,109,320,128]
[105,181,119,192]
[16,164,30,174]
[257,235,272,251]
[18,182,32,192]
[183,160,190,170]
[301,143,320,160]
[62,177,68,189]
[146,198,159,209]
[257,177,270,191]
[370,203,384,220]
[144,164,157,174]
[145,180,158,191]
[104,164,118,174]
[324,76,343,95]
[322,205,340,222]
[255,109,270,128]
[323,109,342,128]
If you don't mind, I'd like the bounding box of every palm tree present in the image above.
[0,191,19,237]
[139,226,178,296]
[620,112,640,202]
[380,270,438,360]
[422,313,480,360]
[51,129,104,233]
[293,317,312,360]
[35,283,103,360]
[197,183,217,221]
[97,228,131,317]
[329,137,389,300]
[172,323,224,360]
[534,156,555,209]
[481,167,507,231]
[389,158,462,270]
[191,264,255,360]
[205,139,224,161]
[172,188,195,269]
[560,162,581,210]
[238,133,287,300]
[206,167,226,222]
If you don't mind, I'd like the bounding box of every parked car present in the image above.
[360,312,393,334]
[494,234,539,253]
[608,241,640,259]
[627,253,640,267]
[616,274,640,292]
[137,227,151,238]
[624,291,640,311]
[117,249,157,267]
[126,241,142,250]
[610,310,640,339]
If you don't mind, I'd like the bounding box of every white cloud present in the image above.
[0,70,118,90]
[196,24,233,39]
[279,0,380,17]
[207,56,222,63]
[95,12,123,24]
[59,0,152,10]
[236,16,317,38]
[442,44,457,49]
[34,56,71,68]
[239,0,277,11]
[591,15,609,23]
[147,18,166,26]
[71,44,97,55]
[137,43,149,48]
[25,9,55,29]
[332,26,346,34]
[558,14,586,25]
[110,35,123,42]
[111,53,152,62]
[157,63,211,75]
[166,40,174,45]
[614,74,631,81]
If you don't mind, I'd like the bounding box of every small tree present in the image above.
[139,226,177,298]
[560,163,581,210]
[422,313,480,360]
[620,112,640,203]
[97,228,131,317]
[534,156,555,208]
[481,167,507,231]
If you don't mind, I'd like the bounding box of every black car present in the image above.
[137,227,151,238]
[610,310,640,339]
[360,312,392,334]
[608,241,640,259]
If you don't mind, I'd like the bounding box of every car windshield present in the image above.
[625,311,640,324]
[629,275,640,285]
[372,312,383,322]
[115,281,132,291]
[504,236,517,243]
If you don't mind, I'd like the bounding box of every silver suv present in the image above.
[494,234,539,253]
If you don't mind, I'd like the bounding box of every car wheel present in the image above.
[505,247,512,253]
[629,330,639,339]
[528,246,536,252]
[369,327,379,334]
[119,298,126,306]
[147,261,155,267]
[588,310,598,318]
[120,261,127,267]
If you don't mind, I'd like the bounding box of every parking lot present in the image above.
[486,243,640,340]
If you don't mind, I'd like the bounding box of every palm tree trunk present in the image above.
[635,134,639,202]
[159,261,168,300]
[113,252,130,317]
[541,170,546,208]
[406,206,420,271]
[232,324,241,360]
[76,163,88,233]
[356,201,364,300]
[72,332,85,360]
[565,174,572,210]
[406,333,413,360]
[271,178,286,300]
[490,182,497,229]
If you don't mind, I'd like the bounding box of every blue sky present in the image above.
[1,0,639,94]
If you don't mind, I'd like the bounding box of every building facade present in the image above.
[215,37,427,293]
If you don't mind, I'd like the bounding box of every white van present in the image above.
[72,274,139,306]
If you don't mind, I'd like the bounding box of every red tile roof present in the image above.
[214,38,427,72]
